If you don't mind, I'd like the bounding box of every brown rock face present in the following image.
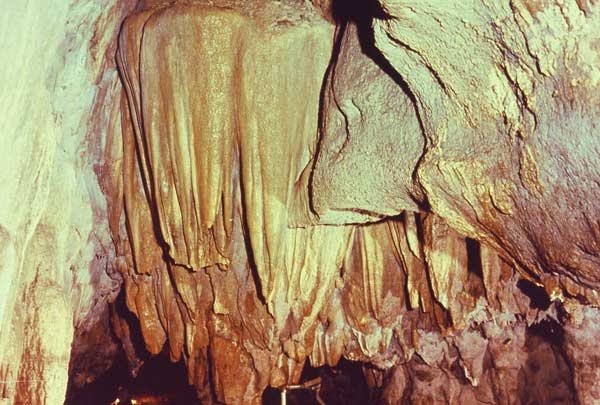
[1,0,599,404]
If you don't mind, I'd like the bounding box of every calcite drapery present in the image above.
[112,1,349,402]
[105,3,584,403]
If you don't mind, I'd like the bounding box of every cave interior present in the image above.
[1,0,600,404]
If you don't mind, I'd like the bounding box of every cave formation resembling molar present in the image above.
[311,17,426,224]
[1,0,599,404]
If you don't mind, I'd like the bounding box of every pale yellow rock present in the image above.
[14,275,73,404]
[311,21,425,223]
[0,0,135,403]
[422,215,483,330]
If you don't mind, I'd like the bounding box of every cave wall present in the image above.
[312,2,600,399]
[0,1,135,403]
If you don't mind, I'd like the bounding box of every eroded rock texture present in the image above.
[312,18,425,223]
[314,0,600,302]
[310,3,600,400]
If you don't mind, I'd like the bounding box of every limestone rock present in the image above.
[311,20,425,224]
[563,303,600,404]
[111,1,346,402]
[363,0,600,296]
[106,2,599,403]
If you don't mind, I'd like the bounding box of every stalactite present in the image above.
[101,2,599,403]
